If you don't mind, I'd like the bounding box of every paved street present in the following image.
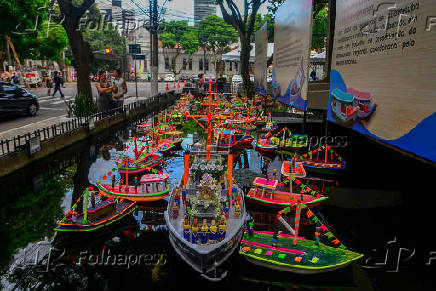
[0,82,173,138]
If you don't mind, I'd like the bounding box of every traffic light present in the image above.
[105,48,112,54]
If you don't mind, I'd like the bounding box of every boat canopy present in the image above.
[332,88,354,103]
[253,177,278,190]
[347,88,372,100]
[140,173,169,183]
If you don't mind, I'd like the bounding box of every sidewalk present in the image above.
[0,96,149,142]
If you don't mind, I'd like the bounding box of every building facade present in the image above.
[125,26,234,80]
[194,0,216,26]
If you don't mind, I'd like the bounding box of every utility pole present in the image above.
[151,0,159,96]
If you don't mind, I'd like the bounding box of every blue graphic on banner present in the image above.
[328,70,436,163]
[272,69,307,111]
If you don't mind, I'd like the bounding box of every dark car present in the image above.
[0,82,39,116]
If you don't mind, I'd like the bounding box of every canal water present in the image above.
[0,119,435,290]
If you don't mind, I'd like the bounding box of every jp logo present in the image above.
[362,237,415,272]
[23,241,65,273]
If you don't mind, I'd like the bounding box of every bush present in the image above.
[66,92,98,117]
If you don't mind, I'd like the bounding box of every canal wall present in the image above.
[0,91,179,178]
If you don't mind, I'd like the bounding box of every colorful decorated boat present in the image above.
[255,114,268,127]
[157,122,176,134]
[254,134,278,154]
[155,130,184,155]
[331,88,358,124]
[347,88,377,120]
[239,206,362,274]
[98,173,170,202]
[136,123,153,135]
[214,128,254,150]
[164,79,246,280]
[280,154,307,180]
[262,121,279,132]
[117,152,164,175]
[246,177,327,209]
[165,151,246,280]
[271,128,308,151]
[300,145,346,174]
[55,187,136,232]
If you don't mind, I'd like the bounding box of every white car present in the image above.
[250,75,254,82]
[232,75,242,83]
[163,74,175,82]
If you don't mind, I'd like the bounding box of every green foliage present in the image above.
[0,1,69,65]
[180,120,206,140]
[37,21,69,61]
[67,91,98,117]
[0,0,49,35]
[159,21,199,74]
[252,13,274,42]
[83,24,126,73]
[198,15,238,54]
[312,4,328,52]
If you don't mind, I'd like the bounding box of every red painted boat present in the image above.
[246,177,327,209]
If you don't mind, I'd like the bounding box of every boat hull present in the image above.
[246,189,327,209]
[55,201,136,232]
[357,104,377,120]
[164,210,246,276]
[302,161,346,175]
[239,231,363,274]
[98,184,170,202]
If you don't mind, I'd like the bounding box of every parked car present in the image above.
[25,71,42,88]
[191,74,199,82]
[0,81,39,116]
[204,73,215,81]
[178,75,189,81]
[163,74,175,82]
[232,75,243,83]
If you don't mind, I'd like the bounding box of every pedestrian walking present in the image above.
[110,68,127,111]
[95,71,114,114]
[12,72,19,85]
[52,71,64,98]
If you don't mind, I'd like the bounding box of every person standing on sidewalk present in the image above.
[95,71,114,114]
[52,71,64,98]
[110,68,127,110]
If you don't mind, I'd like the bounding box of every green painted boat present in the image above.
[239,231,363,274]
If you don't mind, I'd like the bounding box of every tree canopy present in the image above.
[159,21,199,75]
[198,15,238,55]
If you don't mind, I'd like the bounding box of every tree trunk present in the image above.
[61,14,93,99]
[0,52,6,72]
[240,35,253,98]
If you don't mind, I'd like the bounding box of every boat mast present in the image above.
[325,145,328,163]
[125,157,129,187]
[82,188,89,224]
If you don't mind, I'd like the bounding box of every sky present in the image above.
[120,0,269,25]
